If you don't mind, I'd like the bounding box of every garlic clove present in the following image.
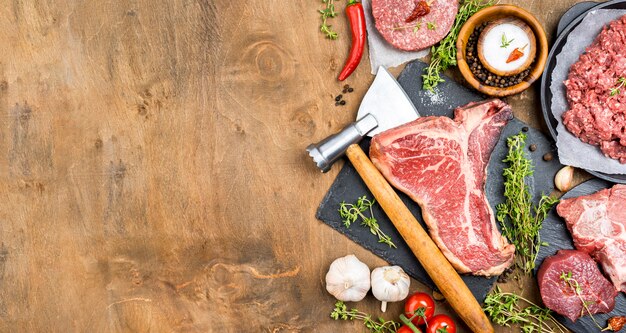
[555,166,574,192]
[371,266,410,312]
[325,254,371,302]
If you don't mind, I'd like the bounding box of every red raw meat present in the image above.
[563,15,626,163]
[557,184,626,293]
[372,0,458,51]
[370,99,514,276]
[538,250,617,322]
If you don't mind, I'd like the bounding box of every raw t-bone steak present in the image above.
[557,184,626,292]
[370,99,515,276]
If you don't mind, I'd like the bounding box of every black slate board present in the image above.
[316,60,564,302]
[536,179,626,333]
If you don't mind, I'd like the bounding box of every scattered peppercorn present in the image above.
[543,152,553,161]
[348,87,354,93]
[529,144,537,152]
[335,94,343,101]
[522,126,529,132]
[344,84,350,89]
[340,100,346,105]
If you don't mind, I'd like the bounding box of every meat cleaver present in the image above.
[306,67,494,333]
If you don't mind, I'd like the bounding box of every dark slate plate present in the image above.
[539,0,626,184]
[316,60,563,302]
[536,179,626,333]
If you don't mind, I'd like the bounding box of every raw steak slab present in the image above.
[538,249,617,322]
[370,99,515,276]
[537,178,626,333]
[557,184,626,292]
[316,60,563,301]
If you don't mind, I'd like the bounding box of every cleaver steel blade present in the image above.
[306,66,419,172]
[357,67,420,137]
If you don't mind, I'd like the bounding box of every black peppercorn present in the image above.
[529,144,537,152]
[340,100,346,105]
[543,153,554,161]
[335,94,342,101]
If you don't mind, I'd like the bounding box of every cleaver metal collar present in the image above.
[306,114,378,172]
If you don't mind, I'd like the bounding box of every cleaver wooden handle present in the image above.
[345,144,494,333]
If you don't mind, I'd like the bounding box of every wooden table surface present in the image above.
[0,0,592,332]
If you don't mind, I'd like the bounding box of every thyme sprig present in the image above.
[392,20,422,33]
[609,77,626,96]
[319,0,338,40]
[483,287,568,333]
[560,271,602,329]
[497,133,559,274]
[331,301,401,333]
[500,32,514,48]
[422,0,495,91]
[427,22,437,30]
[339,196,396,248]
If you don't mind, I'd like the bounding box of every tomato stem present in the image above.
[399,314,422,333]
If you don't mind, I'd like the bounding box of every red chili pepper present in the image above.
[405,0,430,23]
[338,0,366,81]
[607,316,626,331]
[506,44,528,64]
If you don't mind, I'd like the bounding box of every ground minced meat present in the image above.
[563,15,626,163]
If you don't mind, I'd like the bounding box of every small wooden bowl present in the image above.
[456,5,548,97]
[477,17,537,76]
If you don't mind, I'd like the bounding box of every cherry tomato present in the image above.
[404,292,435,326]
[426,314,456,333]
[397,325,422,333]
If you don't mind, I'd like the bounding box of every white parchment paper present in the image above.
[551,9,626,174]
[362,0,430,73]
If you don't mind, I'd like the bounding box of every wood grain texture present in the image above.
[0,0,586,332]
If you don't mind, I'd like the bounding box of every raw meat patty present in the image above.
[538,250,617,322]
[372,0,459,51]
[370,99,515,276]
[557,184,626,293]
[563,15,626,163]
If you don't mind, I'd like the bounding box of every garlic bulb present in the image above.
[555,166,574,192]
[325,255,371,302]
[371,266,410,312]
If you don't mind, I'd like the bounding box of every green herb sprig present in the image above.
[610,77,626,96]
[560,271,602,329]
[392,20,422,33]
[339,196,396,248]
[331,301,401,333]
[427,22,437,30]
[483,287,568,333]
[497,133,559,274]
[422,0,495,91]
[319,0,338,40]
[500,32,514,48]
